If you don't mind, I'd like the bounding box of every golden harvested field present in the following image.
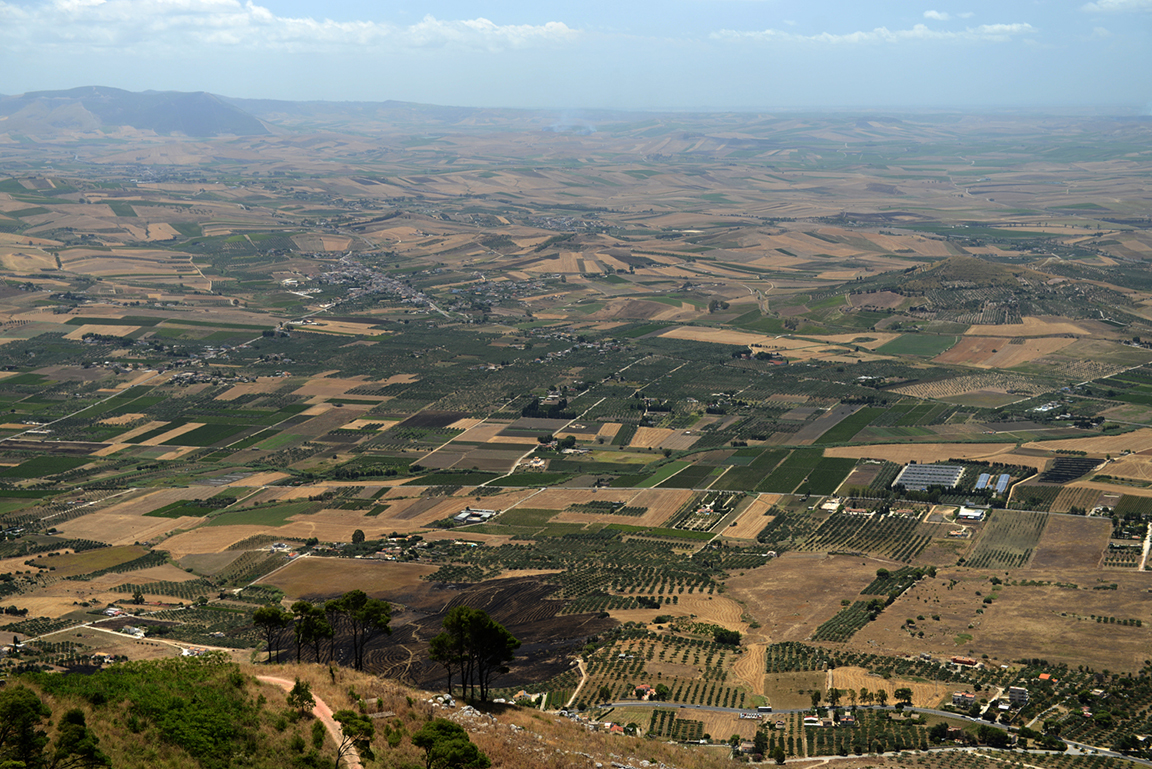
[629,426,677,449]
[58,512,203,546]
[214,379,290,400]
[657,326,767,347]
[262,558,437,602]
[156,525,272,558]
[140,421,205,446]
[519,487,635,509]
[828,667,951,709]
[95,487,217,517]
[723,494,781,539]
[964,316,1100,337]
[98,412,149,426]
[933,335,1075,368]
[1023,428,1152,454]
[626,488,697,526]
[1030,515,1109,569]
[759,671,829,710]
[114,419,169,441]
[63,324,142,340]
[1092,453,1152,481]
[688,711,760,742]
[674,594,746,630]
[289,376,373,399]
[236,471,292,486]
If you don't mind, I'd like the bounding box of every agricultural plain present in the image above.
[1,108,1152,763]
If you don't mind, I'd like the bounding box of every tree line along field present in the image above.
[3,112,1152,765]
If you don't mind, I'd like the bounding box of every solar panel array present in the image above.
[892,463,965,491]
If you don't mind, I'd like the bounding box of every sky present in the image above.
[0,0,1150,111]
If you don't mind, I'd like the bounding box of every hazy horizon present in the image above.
[1,0,1149,113]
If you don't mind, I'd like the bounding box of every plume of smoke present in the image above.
[544,110,596,134]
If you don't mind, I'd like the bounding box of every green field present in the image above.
[876,335,959,357]
[638,461,691,488]
[815,407,886,445]
[0,456,89,478]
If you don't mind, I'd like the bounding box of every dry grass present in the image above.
[829,667,950,708]
[140,421,205,446]
[1049,486,1104,513]
[55,507,204,546]
[726,554,885,646]
[63,324,142,340]
[933,335,1075,368]
[114,419,170,441]
[722,494,780,539]
[262,558,437,602]
[1030,515,1109,569]
[256,662,752,769]
[1023,428,1152,454]
[963,316,1100,337]
[22,544,145,578]
[157,525,273,558]
[629,426,677,449]
[892,372,1044,400]
[823,443,1045,467]
[1093,452,1152,481]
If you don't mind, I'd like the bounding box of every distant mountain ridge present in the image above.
[0,86,270,137]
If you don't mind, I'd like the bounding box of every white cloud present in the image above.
[0,0,577,52]
[1081,0,1152,10]
[924,10,951,20]
[713,21,1034,44]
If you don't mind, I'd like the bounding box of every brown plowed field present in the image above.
[1029,515,1109,569]
[263,559,438,603]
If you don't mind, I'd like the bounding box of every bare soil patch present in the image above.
[263,558,438,603]
[1030,515,1109,569]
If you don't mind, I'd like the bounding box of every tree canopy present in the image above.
[428,606,520,701]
